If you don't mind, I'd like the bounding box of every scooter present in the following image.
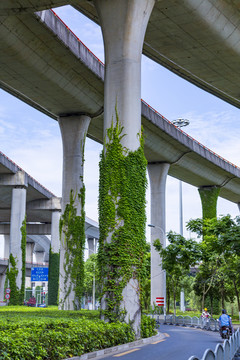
[220,325,231,340]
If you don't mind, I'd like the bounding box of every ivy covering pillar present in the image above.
[198,186,220,219]
[94,0,155,337]
[58,115,90,310]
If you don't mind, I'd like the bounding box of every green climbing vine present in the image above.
[59,187,86,310]
[6,217,27,305]
[98,111,148,323]
[198,186,220,219]
[6,254,19,305]
[48,246,59,305]
[19,216,26,304]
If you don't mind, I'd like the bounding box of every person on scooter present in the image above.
[218,309,233,337]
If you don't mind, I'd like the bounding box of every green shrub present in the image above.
[0,309,135,359]
[141,315,157,338]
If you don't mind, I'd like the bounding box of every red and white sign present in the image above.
[5,288,11,294]
[156,297,164,306]
[5,293,10,300]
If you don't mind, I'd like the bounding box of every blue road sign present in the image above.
[31,267,48,282]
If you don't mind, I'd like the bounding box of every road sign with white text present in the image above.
[31,267,48,282]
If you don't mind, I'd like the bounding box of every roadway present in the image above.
[97,325,222,360]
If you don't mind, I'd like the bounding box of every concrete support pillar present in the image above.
[4,235,9,259]
[94,0,155,151]
[238,203,240,213]
[94,0,155,336]
[0,274,6,301]
[35,251,45,263]
[148,163,170,313]
[10,186,26,289]
[51,210,61,253]
[87,237,95,257]
[58,114,91,310]
[180,291,185,312]
[26,242,34,263]
[198,186,220,219]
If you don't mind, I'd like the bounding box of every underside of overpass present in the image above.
[0,7,239,203]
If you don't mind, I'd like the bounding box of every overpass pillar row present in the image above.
[148,163,170,314]
[58,114,91,310]
[198,186,220,219]
[10,186,27,289]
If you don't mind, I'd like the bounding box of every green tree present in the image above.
[187,215,240,313]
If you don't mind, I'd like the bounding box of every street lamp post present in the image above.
[172,118,190,312]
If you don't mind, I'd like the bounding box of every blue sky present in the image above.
[0,5,239,242]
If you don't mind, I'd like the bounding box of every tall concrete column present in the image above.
[10,186,26,289]
[94,0,155,150]
[58,114,91,310]
[51,210,61,253]
[35,251,45,263]
[4,235,9,259]
[198,186,220,219]
[87,237,95,257]
[148,162,170,313]
[26,242,34,263]
[94,0,155,336]
[0,274,6,301]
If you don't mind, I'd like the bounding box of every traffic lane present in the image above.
[98,325,222,360]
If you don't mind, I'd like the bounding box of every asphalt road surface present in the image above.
[98,325,222,360]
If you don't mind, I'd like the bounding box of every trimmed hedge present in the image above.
[0,308,157,359]
[0,317,134,359]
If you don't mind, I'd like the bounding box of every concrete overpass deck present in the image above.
[1,1,239,109]
[0,149,58,224]
[0,9,240,203]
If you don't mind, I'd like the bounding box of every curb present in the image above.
[65,331,165,360]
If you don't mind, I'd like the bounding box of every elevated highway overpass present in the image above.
[0,8,240,203]
[1,0,239,109]
[1,1,239,317]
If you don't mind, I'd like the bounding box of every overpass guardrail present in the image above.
[188,328,240,360]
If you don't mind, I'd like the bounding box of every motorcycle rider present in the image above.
[218,309,233,337]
